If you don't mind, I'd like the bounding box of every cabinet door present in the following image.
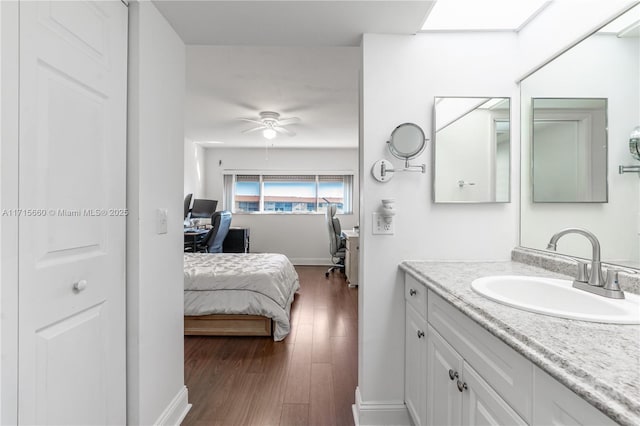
[461,362,527,426]
[533,366,616,426]
[427,326,463,426]
[405,303,428,425]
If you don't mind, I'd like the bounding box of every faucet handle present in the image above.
[575,261,589,283]
[604,269,622,292]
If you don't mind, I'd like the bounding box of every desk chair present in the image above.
[199,211,232,253]
[184,193,193,219]
[325,204,346,278]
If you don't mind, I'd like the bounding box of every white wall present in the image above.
[358,32,520,422]
[517,0,638,79]
[204,147,359,264]
[127,2,189,425]
[520,34,640,265]
[184,138,205,199]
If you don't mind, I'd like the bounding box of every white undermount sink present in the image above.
[471,275,640,324]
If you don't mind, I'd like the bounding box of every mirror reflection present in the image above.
[532,98,608,202]
[520,4,640,268]
[433,97,510,203]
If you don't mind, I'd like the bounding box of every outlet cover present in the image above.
[372,212,394,235]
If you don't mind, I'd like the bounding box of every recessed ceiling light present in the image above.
[421,0,550,31]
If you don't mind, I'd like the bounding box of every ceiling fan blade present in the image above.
[241,126,266,134]
[274,126,296,137]
[277,117,301,125]
[236,117,264,125]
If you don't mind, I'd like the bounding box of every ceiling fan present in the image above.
[237,111,301,140]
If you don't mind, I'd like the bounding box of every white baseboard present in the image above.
[289,258,332,266]
[154,385,192,426]
[353,387,411,426]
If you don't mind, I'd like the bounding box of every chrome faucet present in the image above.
[547,228,625,299]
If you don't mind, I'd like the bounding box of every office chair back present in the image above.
[325,204,344,259]
[203,210,232,253]
[184,193,193,219]
[190,199,218,219]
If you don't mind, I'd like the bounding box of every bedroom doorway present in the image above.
[181,39,360,426]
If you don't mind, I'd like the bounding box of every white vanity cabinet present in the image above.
[403,271,624,426]
[427,324,526,426]
[404,275,428,425]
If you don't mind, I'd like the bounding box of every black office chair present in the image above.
[190,199,218,219]
[198,211,232,253]
[184,193,193,219]
[325,204,346,277]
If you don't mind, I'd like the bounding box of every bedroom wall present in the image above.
[358,31,520,424]
[204,147,359,264]
[127,2,189,425]
[184,138,205,199]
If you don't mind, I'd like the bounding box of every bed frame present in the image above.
[184,314,273,337]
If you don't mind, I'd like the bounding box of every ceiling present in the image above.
[153,1,435,47]
[153,0,436,149]
[156,1,625,149]
[185,45,360,148]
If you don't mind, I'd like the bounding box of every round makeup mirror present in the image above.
[388,123,426,160]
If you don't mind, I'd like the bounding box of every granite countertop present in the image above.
[399,259,640,426]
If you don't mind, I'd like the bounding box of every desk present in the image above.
[184,228,208,252]
[342,230,359,288]
[223,227,250,253]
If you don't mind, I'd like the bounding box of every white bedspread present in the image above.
[183,253,300,341]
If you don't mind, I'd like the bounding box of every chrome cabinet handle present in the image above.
[457,380,468,392]
[409,288,417,296]
[448,369,458,381]
[73,279,88,292]
[417,330,425,339]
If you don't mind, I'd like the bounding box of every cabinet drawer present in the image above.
[405,275,427,319]
[428,290,533,423]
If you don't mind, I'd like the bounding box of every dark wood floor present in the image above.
[182,266,358,426]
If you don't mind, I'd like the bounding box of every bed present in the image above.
[183,252,300,341]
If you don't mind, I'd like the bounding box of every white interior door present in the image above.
[18,1,128,424]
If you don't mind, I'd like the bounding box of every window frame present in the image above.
[223,172,354,215]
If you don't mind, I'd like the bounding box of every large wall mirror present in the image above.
[433,97,511,203]
[532,98,608,202]
[520,4,640,268]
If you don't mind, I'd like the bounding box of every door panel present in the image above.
[18,1,128,424]
[427,325,463,426]
[405,304,427,425]
[35,303,107,425]
[462,362,527,426]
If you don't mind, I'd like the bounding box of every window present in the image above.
[224,173,353,214]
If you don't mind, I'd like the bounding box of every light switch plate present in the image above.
[372,212,394,235]
[156,208,168,234]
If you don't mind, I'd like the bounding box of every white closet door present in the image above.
[18,1,128,424]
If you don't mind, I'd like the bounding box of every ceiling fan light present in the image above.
[263,128,277,140]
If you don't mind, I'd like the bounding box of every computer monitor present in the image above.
[190,199,218,219]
